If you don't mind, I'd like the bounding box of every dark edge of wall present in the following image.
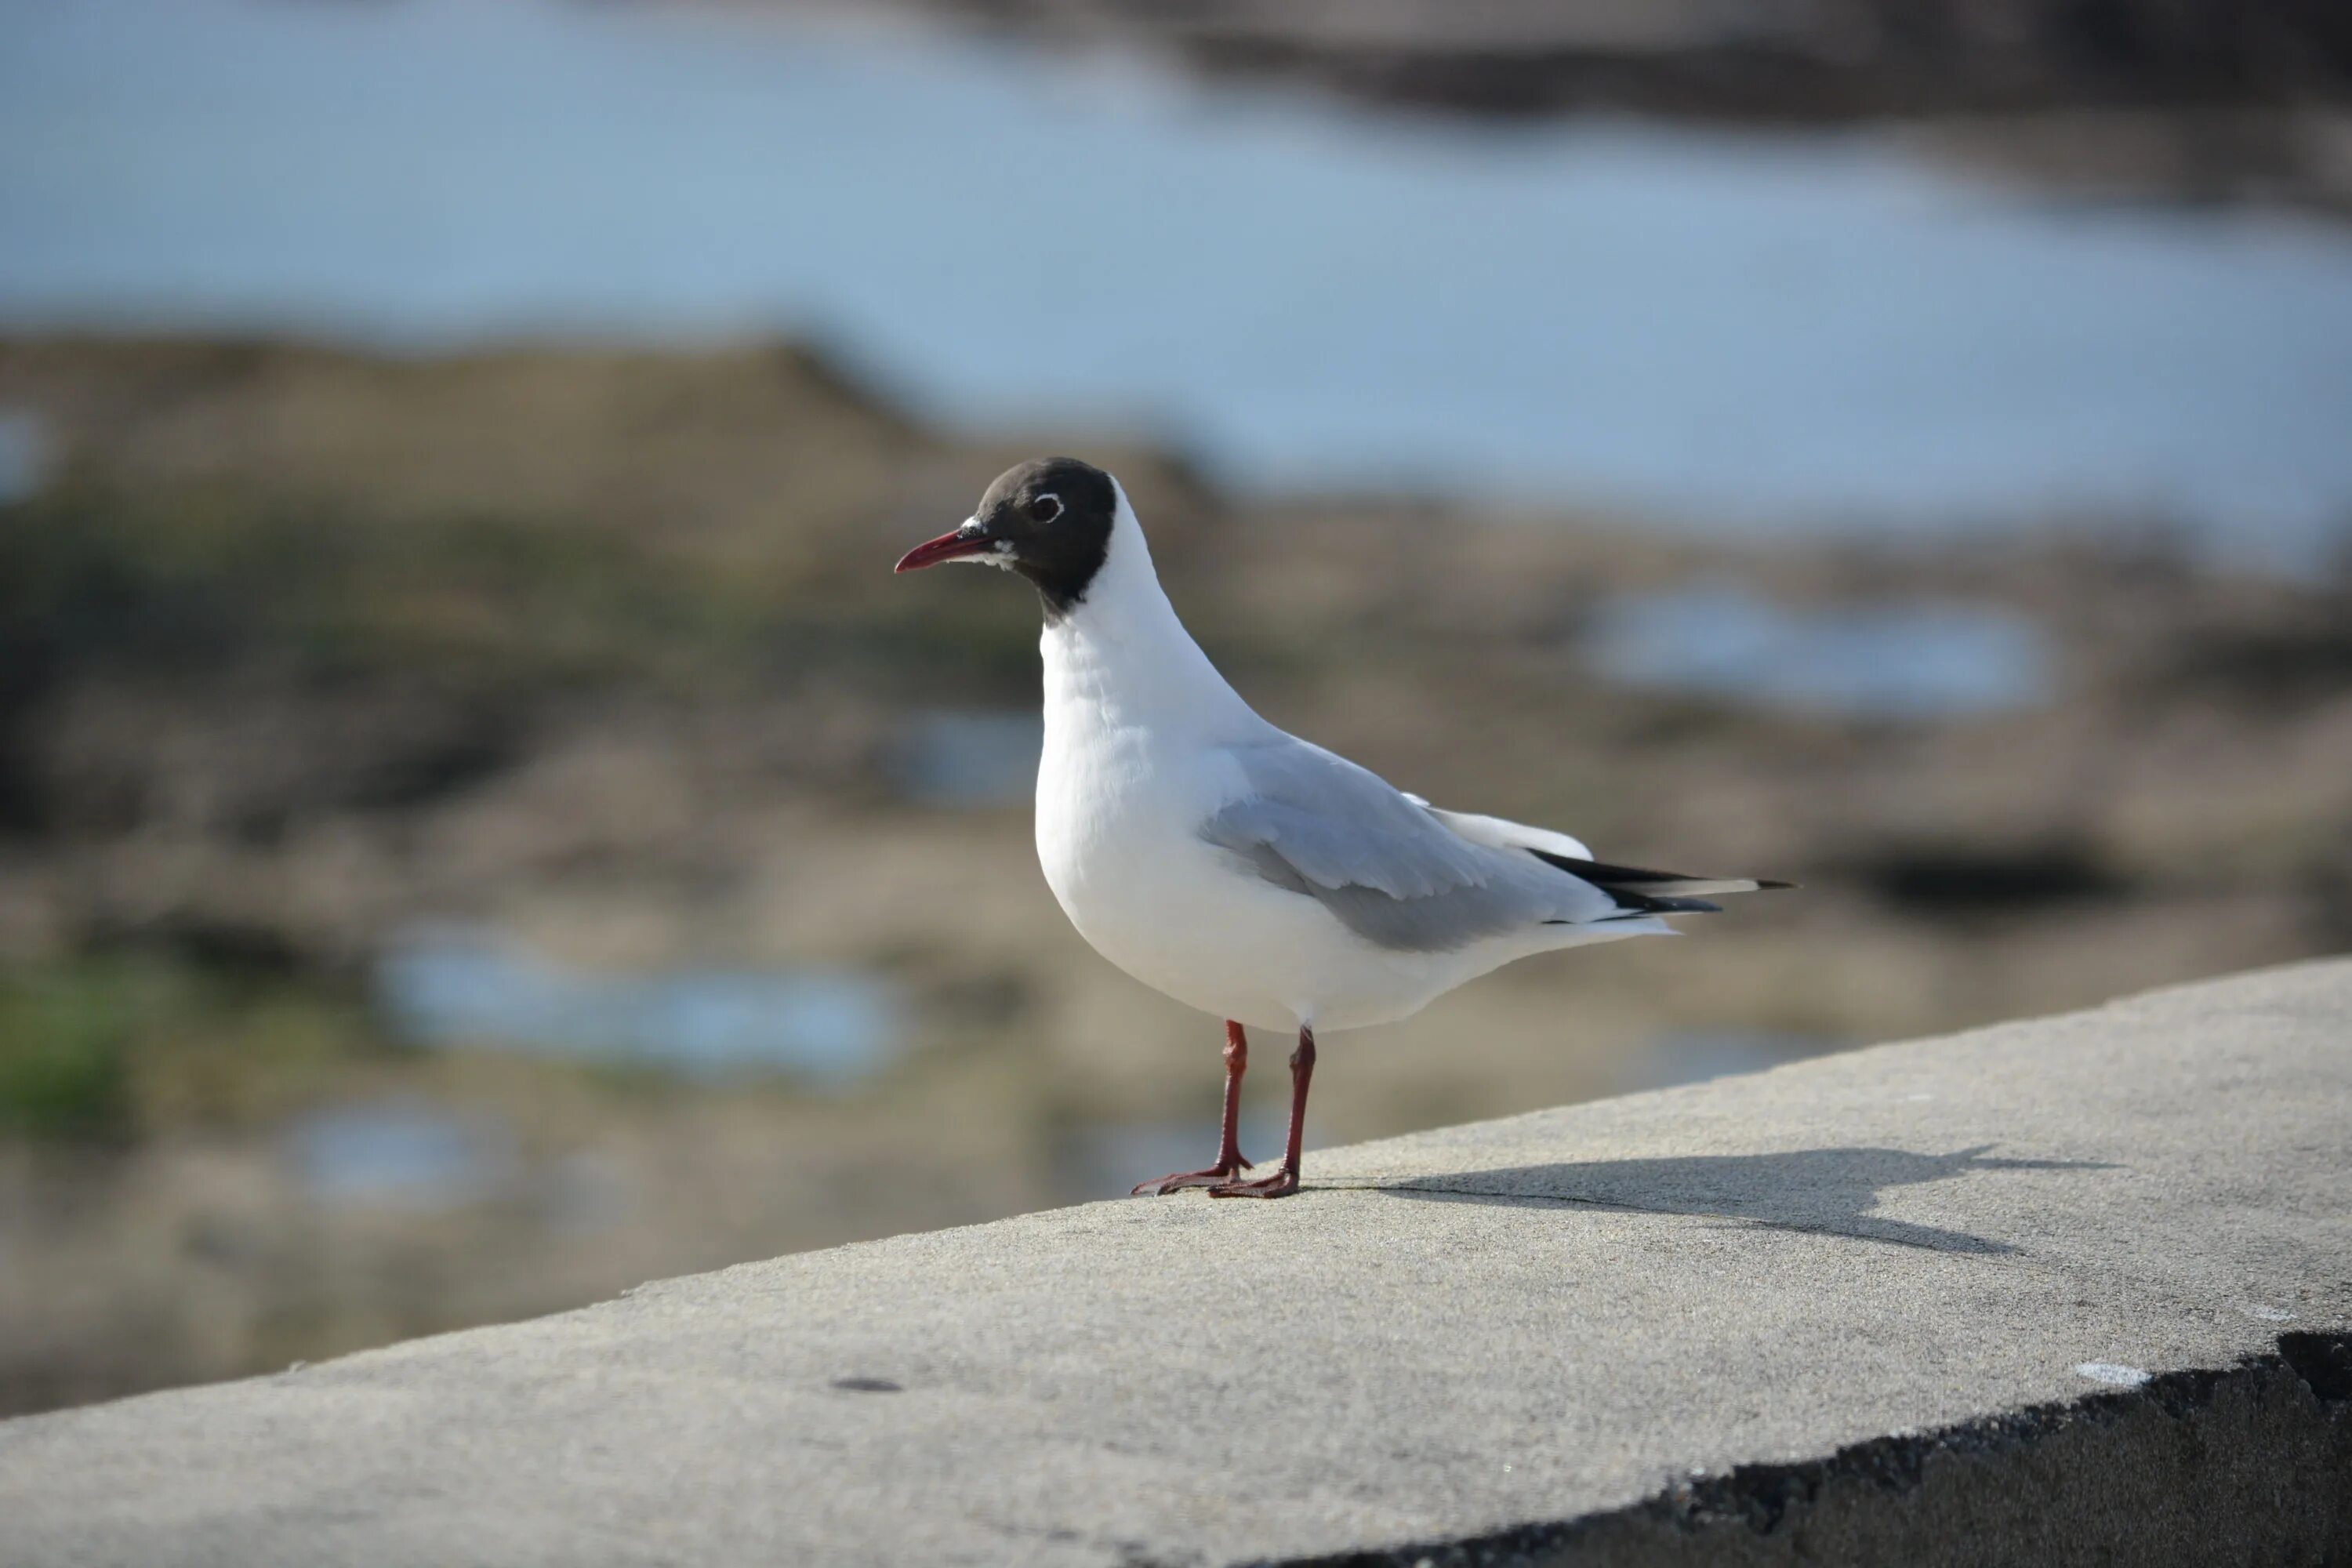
[1259,1331,2352,1568]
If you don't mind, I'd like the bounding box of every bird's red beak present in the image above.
[893,527,991,572]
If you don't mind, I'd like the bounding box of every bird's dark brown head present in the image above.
[893,457,1118,619]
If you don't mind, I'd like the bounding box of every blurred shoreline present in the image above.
[2,330,2347,1417]
[727,0,2352,212]
[725,0,2352,114]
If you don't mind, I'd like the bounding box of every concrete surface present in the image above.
[2,960,2349,1566]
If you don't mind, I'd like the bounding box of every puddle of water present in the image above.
[283,1097,514,1211]
[892,710,1042,808]
[1623,1028,1835,1092]
[2,0,2350,564]
[0,409,44,503]
[1584,584,2053,720]
[376,924,902,1090]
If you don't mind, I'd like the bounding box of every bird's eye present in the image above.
[1029,493,1062,524]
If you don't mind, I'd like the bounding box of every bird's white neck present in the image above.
[1040,487,1262,744]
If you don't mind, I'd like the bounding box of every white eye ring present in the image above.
[1029,493,1062,524]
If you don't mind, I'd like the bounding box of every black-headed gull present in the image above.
[896,458,1788,1198]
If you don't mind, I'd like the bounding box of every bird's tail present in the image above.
[1410,796,1794,916]
[1526,848,1795,916]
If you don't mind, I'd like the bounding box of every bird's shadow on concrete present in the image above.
[1372,1145,2114,1255]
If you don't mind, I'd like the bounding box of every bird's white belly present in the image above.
[1036,729,1468,1033]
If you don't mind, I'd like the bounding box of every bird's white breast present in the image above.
[1036,622,1275,1018]
[1033,607,1469,1033]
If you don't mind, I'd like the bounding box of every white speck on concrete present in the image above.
[2074,1362,2151,1386]
[2241,1305,2295,1321]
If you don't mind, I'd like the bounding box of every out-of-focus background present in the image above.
[2,0,2349,1418]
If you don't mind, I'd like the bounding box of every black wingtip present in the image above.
[1526,847,1794,908]
[1758,879,1798,891]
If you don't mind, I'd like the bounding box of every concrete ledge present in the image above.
[3,960,2349,1566]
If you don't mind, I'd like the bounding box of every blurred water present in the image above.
[1585,585,2053,719]
[284,1098,515,1210]
[377,924,902,1089]
[4,0,2351,562]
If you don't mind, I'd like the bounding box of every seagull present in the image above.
[895,458,1789,1199]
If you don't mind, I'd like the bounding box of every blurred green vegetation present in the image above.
[0,965,133,1138]
[0,956,379,1141]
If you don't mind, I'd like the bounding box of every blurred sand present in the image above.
[1,334,2346,1414]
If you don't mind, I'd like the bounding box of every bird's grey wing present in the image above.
[1199,740,1620,952]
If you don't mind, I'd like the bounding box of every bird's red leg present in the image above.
[1210,1025,1313,1199]
[1131,1021,1255,1195]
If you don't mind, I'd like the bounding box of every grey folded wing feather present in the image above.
[1199,740,1621,953]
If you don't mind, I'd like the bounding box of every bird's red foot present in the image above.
[1207,1167,1299,1200]
[1131,1157,1253,1196]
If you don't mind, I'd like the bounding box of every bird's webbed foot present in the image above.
[1131,1156,1254,1197]
[1205,1167,1298,1200]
